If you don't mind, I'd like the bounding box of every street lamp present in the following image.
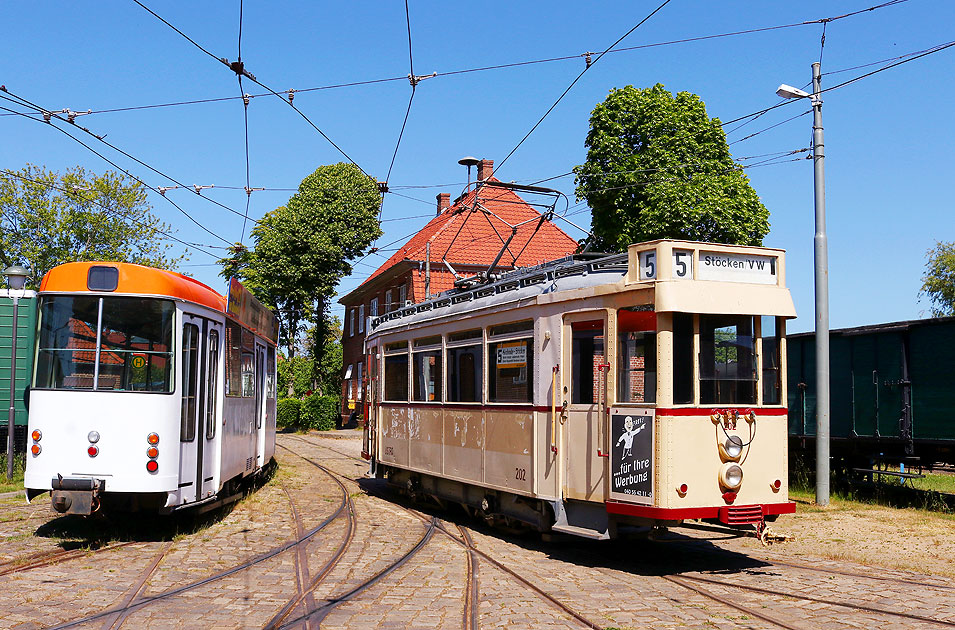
[4,264,30,481]
[777,62,829,506]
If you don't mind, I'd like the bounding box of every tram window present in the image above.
[181,323,200,442]
[97,298,175,392]
[448,329,481,343]
[34,296,103,390]
[266,347,276,401]
[488,338,533,403]
[571,321,604,405]
[489,320,533,337]
[447,344,482,402]
[384,353,409,401]
[241,352,255,397]
[673,313,694,404]
[617,310,657,403]
[412,351,442,401]
[700,315,756,405]
[206,330,219,439]
[225,322,242,397]
[761,316,782,405]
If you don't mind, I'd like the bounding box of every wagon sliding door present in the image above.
[562,313,609,502]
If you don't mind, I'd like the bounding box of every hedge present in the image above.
[277,398,302,429]
[302,395,339,431]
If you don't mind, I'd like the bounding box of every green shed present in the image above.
[0,289,38,430]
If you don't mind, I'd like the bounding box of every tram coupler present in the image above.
[51,477,103,515]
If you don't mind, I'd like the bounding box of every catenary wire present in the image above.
[0,168,220,258]
[131,0,369,176]
[0,100,233,247]
[493,0,674,176]
[0,88,261,229]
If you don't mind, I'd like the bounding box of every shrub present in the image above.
[303,395,339,431]
[277,398,302,430]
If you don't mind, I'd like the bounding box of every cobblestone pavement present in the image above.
[0,431,952,629]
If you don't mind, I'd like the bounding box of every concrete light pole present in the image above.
[4,265,30,482]
[777,62,829,506]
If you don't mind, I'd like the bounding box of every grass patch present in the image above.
[0,452,26,493]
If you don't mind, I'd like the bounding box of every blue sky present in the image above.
[2,1,952,332]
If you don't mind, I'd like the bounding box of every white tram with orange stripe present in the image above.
[24,262,278,515]
[362,240,796,538]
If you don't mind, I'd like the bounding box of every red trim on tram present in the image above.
[654,407,789,417]
[606,500,796,522]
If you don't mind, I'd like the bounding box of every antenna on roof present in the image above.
[458,156,480,188]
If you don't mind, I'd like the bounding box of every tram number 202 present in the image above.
[514,468,527,481]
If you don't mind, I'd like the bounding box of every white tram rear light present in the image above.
[719,435,743,461]
[88,431,100,443]
[719,463,743,490]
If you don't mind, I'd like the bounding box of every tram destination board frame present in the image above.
[609,408,654,504]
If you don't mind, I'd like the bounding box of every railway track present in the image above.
[0,540,137,577]
[304,435,955,630]
[42,456,350,630]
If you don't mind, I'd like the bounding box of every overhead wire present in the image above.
[0,88,261,228]
[131,0,369,177]
[493,0,674,176]
[0,97,234,247]
[0,168,221,258]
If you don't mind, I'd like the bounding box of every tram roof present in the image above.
[39,261,226,313]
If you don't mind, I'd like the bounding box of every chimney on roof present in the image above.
[436,192,450,215]
[477,159,494,181]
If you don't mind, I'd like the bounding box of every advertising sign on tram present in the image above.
[609,409,654,504]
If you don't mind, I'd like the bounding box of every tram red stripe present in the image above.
[654,407,789,417]
[378,403,789,416]
[605,500,796,520]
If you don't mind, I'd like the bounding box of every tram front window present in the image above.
[699,315,756,404]
[34,296,175,393]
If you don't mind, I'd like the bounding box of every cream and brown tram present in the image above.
[362,240,796,538]
[25,262,278,515]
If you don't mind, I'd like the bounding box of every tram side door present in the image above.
[562,314,609,503]
[254,342,266,469]
[198,322,222,500]
[180,316,217,504]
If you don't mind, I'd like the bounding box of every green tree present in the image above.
[0,165,183,287]
[919,241,955,316]
[574,84,770,252]
[227,163,381,393]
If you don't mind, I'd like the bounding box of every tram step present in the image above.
[550,523,610,540]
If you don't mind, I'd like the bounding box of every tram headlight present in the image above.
[719,435,744,461]
[719,463,743,490]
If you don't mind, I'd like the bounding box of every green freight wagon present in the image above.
[788,316,955,468]
[0,289,37,452]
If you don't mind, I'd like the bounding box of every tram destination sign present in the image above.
[609,409,654,504]
[227,278,280,344]
[698,251,778,285]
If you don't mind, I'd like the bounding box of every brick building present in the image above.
[338,158,578,424]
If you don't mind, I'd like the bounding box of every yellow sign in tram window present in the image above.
[132,355,147,369]
[496,341,527,369]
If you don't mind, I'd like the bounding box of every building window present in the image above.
[370,297,378,317]
[345,363,353,399]
[385,290,393,314]
[357,361,363,399]
[399,284,407,307]
[349,308,355,337]
[358,304,365,333]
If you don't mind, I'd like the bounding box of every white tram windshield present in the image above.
[34,296,176,393]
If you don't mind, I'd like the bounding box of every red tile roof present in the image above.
[359,177,578,297]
